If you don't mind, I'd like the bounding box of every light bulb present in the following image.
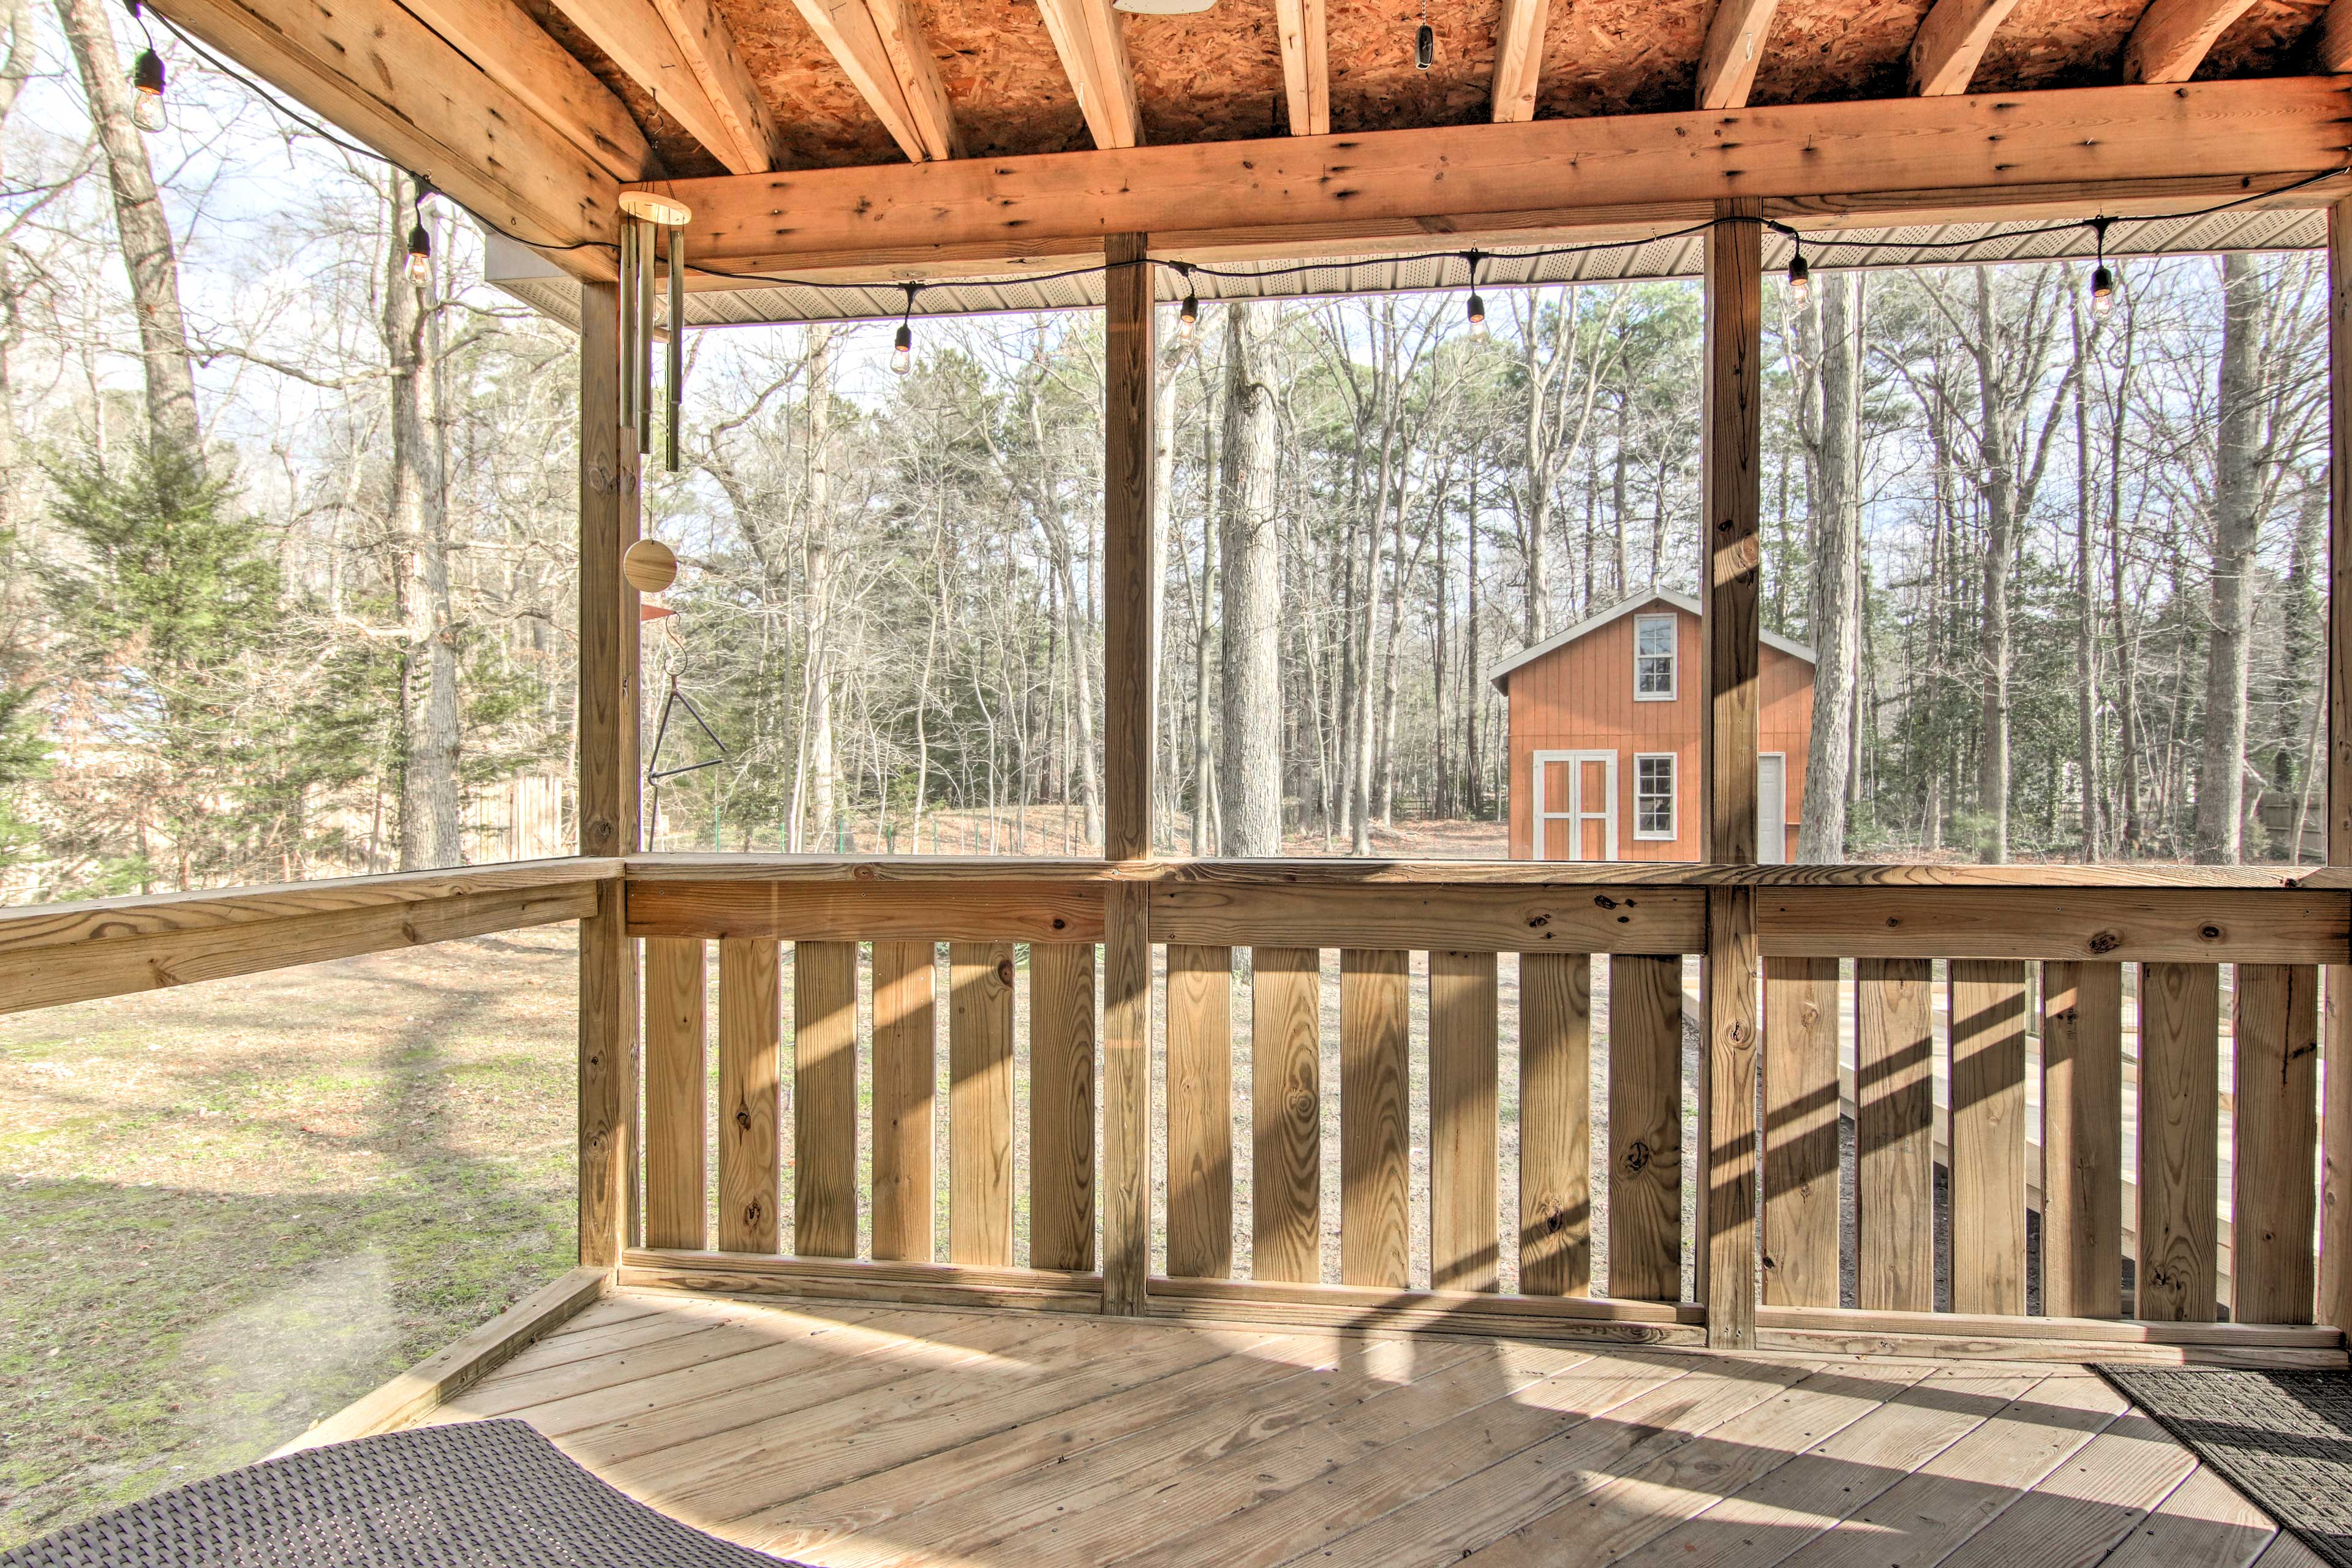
[1178,291,1199,339]
[1466,291,1487,341]
[405,221,432,285]
[2090,263,2114,318]
[1787,251,1810,305]
[130,49,164,132]
[891,321,912,374]
[1415,21,1434,69]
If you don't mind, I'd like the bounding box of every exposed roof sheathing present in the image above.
[1123,1,1292,141]
[1746,0,1929,105]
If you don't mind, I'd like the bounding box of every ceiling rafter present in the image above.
[1490,0,1547,123]
[2123,0,2261,84]
[1906,0,2021,96]
[1034,0,1142,149]
[541,0,785,174]
[2318,0,2352,71]
[153,0,617,265]
[1695,0,1783,110]
[790,0,962,161]
[397,0,660,181]
[1273,0,1329,135]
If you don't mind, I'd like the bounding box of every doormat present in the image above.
[2094,1365,2352,1568]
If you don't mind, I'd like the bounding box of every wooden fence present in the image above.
[616,861,2351,1366]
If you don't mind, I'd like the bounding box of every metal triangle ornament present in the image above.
[645,671,727,783]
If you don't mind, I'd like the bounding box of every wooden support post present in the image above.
[1101,231,1158,1314]
[577,278,641,1270]
[1698,197,1763,1350]
[2323,196,2352,1339]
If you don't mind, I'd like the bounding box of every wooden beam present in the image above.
[2124,0,2261,85]
[1699,196,1763,1353]
[578,278,641,1272]
[1034,0,1142,149]
[625,878,1106,941]
[541,0,783,174]
[2324,197,2352,1340]
[639,77,2352,279]
[788,0,961,162]
[1101,230,1156,1316]
[1490,0,1547,123]
[1755,887,2349,964]
[268,1268,611,1455]
[394,0,659,181]
[153,0,616,261]
[1146,882,1704,952]
[1695,0,1783,110]
[1273,0,1329,134]
[1907,0,2020,96]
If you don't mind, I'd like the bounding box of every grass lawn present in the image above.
[0,925,579,1551]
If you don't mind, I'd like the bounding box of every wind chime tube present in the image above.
[617,218,638,434]
[666,222,684,472]
[636,219,657,456]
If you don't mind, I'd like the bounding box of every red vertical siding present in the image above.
[1502,599,1814,862]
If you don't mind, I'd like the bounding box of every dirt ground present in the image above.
[0,927,581,1550]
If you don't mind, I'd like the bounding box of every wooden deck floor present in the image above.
[425,1288,2322,1568]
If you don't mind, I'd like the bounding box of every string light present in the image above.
[1462,251,1487,341]
[1415,0,1433,70]
[405,179,432,285]
[1176,263,1199,339]
[1787,241,1810,306]
[2089,216,2116,319]
[891,284,916,374]
[125,2,164,132]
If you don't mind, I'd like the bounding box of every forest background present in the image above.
[0,0,2329,898]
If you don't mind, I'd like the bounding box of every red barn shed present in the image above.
[1487,591,1816,862]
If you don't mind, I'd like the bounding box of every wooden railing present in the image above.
[616,856,2352,1366]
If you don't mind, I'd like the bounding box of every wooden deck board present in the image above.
[428,1287,2280,1568]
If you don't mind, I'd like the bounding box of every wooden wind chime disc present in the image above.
[624,537,678,594]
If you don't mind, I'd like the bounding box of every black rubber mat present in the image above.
[2095,1365,2352,1568]
[0,1419,807,1567]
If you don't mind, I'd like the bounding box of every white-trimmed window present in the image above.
[1634,753,1676,840]
[1634,614,1677,701]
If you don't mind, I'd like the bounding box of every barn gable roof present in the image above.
[1485,590,1817,695]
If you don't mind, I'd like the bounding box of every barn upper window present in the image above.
[1634,614,1676,701]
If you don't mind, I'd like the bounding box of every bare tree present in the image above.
[1216,304,1281,854]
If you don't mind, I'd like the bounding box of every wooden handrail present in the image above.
[621,852,2324,890]
[0,859,614,1014]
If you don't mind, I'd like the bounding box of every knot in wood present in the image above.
[2199,924,2223,942]
[997,957,1016,986]
[1593,894,1618,910]
[852,865,877,880]
[1725,1021,1751,1048]
[2087,930,2120,955]
[1051,916,1068,931]
[1287,1090,1316,1121]
[1623,1140,1654,1174]
[735,1107,752,1130]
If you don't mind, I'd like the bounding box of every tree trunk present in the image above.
[1970,268,2018,865]
[55,0,202,469]
[803,327,839,851]
[385,172,461,870]
[2071,296,2101,860]
[1797,273,1861,863]
[2192,254,2264,864]
[1216,306,1283,854]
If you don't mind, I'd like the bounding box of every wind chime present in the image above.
[616,190,691,470]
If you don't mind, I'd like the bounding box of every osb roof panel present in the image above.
[714,0,907,168]
[918,0,1091,156]
[1746,0,1927,105]
[514,0,726,178]
[1325,0,1498,133]
[1531,0,1706,121]
[2198,1,2329,80]
[1969,0,2141,91]
[1123,2,1291,142]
